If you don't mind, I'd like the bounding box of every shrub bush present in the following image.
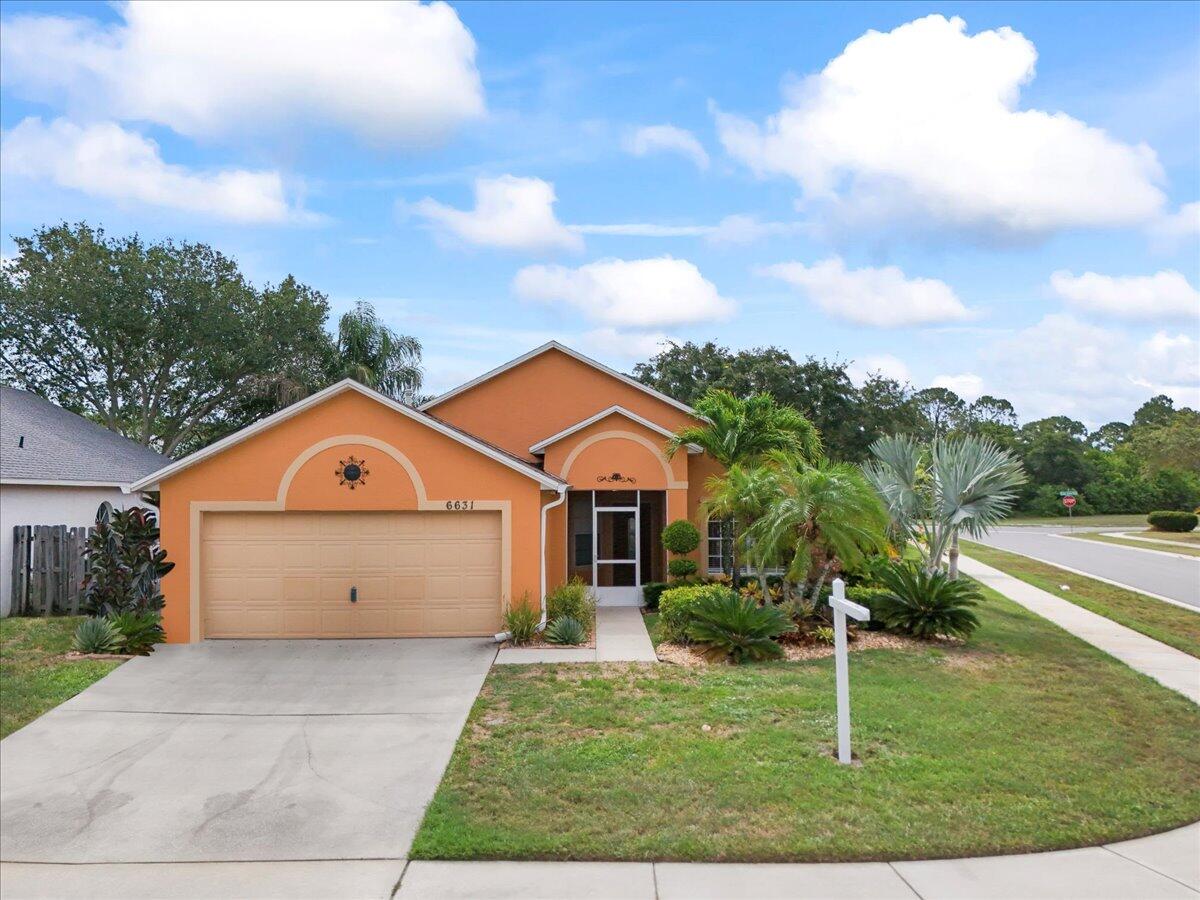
[544,616,586,645]
[668,558,698,579]
[661,520,700,555]
[845,586,894,631]
[109,610,164,655]
[72,617,122,654]
[812,625,836,645]
[1147,510,1198,532]
[874,564,982,639]
[658,583,738,643]
[82,502,174,617]
[687,591,795,663]
[642,581,669,610]
[504,597,540,645]
[546,578,596,630]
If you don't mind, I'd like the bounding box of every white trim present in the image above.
[0,478,135,490]
[419,341,695,416]
[528,405,700,454]
[129,379,564,492]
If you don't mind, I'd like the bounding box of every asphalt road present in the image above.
[970,526,1200,610]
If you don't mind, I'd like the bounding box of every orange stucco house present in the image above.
[134,342,723,643]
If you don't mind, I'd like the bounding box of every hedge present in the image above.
[1146,510,1198,533]
[658,583,738,643]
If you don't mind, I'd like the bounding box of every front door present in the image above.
[566,490,665,606]
[594,501,639,606]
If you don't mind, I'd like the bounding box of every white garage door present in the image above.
[199,511,502,638]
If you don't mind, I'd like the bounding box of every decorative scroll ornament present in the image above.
[335,455,369,489]
[596,472,637,484]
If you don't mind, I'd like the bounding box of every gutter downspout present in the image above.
[494,484,569,642]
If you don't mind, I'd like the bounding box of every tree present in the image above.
[1129,409,1200,475]
[1017,417,1091,494]
[1089,421,1130,451]
[854,373,924,452]
[913,387,966,440]
[0,223,332,455]
[1132,395,1176,429]
[865,434,1026,579]
[703,464,780,594]
[332,301,423,401]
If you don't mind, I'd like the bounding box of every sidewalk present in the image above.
[958,554,1200,703]
[495,606,657,664]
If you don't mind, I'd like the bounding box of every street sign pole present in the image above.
[829,578,870,765]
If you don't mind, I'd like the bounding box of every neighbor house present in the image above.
[0,386,171,617]
[132,342,724,642]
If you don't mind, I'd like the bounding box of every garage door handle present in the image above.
[350,586,357,603]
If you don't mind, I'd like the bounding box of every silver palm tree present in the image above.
[864,433,1026,578]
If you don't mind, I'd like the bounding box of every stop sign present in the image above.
[1062,496,1077,508]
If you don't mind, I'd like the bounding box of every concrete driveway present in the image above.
[0,638,495,869]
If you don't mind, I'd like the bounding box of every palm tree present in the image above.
[667,389,821,581]
[703,463,779,595]
[748,452,890,602]
[864,433,1026,578]
[333,301,423,401]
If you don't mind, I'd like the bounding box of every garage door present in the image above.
[199,511,502,638]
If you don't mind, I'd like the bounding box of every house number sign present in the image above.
[445,500,476,510]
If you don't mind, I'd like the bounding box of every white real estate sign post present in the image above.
[829,577,870,765]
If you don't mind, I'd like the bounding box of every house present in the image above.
[0,386,171,617]
[132,342,724,643]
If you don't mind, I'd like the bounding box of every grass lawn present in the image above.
[1135,530,1200,546]
[411,585,1200,863]
[642,612,662,648]
[1067,531,1200,558]
[1001,513,1147,527]
[0,616,124,739]
[961,540,1200,659]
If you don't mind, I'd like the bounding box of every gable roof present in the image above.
[528,405,701,454]
[419,341,695,416]
[130,379,567,492]
[0,386,170,487]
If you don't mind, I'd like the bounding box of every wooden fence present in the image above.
[10,525,93,616]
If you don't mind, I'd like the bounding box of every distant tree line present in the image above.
[634,342,1200,515]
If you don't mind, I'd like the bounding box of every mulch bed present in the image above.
[656,631,938,667]
[61,651,137,661]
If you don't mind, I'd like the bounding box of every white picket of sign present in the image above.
[828,578,870,765]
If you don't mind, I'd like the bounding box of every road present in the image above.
[970,526,1200,610]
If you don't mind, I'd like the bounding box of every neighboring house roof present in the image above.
[528,405,701,454]
[130,379,568,493]
[0,386,170,487]
[419,341,696,416]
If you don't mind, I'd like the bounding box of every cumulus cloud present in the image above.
[623,125,710,170]
[579,327,675,360]
[513,257,735,328]
[714,15,1166,237]
[1148,201,1200,249]
[1049,269,1199,321]
[570,214,803,244]
[760,257,974,328]
[410,176,582,253]
[931,373,985,401]
[1,117,310,223]
[847,354,912,387]
[0,1,484,146]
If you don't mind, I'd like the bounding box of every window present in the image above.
[707,518,732,573]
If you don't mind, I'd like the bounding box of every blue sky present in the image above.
[2,1,1197,427]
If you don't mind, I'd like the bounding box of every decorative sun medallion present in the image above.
[335,455,369,490]
[596,472,636,484]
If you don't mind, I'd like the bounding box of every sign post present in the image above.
[1059,490,1078,531]
[828,578,870,765]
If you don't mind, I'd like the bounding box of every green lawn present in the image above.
[642,612,662,647]
[0,616,124,739]
[411,585,1200,863]
[1067,531,1200,558]
[1135,530,1200,545]
[1001,514,1147,527]
[961,540,1200,658]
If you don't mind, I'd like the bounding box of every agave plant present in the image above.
[72,617,123,654]
[686,590,795,664]
[544,616,587,646]
[873,563,982,639]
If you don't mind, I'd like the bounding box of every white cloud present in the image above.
[569,214,803,244]
[1,117,309,223]
[1049,269,1199,321]
[1148,201,1200,248]
[623,125,710,170]
[571,223,713,238]
[930,373,984,401]
[847,354,912,387]
[513,257,735,328]
[0,1,484,147]
[411,176,582,253]
[579,327,675,360]
[760,257,974,328]
[714,15,1166,237]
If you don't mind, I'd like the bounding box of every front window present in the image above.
[707,518,732,573]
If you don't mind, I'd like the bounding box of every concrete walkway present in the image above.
[495,606,657,664]
[958,554,1200,703]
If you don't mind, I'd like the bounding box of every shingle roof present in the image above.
[0,386,171,485]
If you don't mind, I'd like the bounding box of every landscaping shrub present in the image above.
[686,590,795,663]
[546,578,596,630]
[658,583,738,643]
[661,520,700,555]
[874,564,982,639]
[544,616,586,646]
[109,611,165,655]
[668,558,698,579]
[82,502,174,617]
[1147,510,1198,532]
[845,586,894,631]
[504,598,539,645]
[72,617,123,654]
[812,625,836,645]
[642,581,669,610]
